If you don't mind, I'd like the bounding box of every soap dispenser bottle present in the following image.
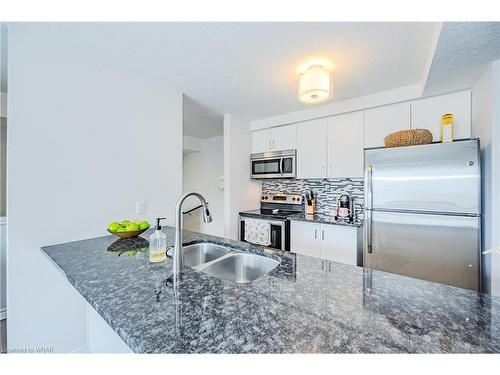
[149,217,167,263]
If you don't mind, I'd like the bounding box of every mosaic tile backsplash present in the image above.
[261,178,365,217]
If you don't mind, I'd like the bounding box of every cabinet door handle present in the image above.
[329,165,332,177]
[314,229,317,239]
[268,140,272,150]
[272,140,275,149]
[322,230,325,241]
[322,165,325,177]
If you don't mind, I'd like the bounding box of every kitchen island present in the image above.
[41,227,500,353]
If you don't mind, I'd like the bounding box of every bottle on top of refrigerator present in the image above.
[149,217,167,263]
[440,113,454,143]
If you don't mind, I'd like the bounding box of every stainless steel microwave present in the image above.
[250,149,296,179]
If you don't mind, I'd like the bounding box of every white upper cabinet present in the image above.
[272,124,297,151]
[363,102,410,148]
[251,124,297,153]
[327,112,364,178]
[296,118,328,179]
[411,91,471,142]
[251,128,272,153]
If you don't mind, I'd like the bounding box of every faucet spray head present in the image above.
[203,208,212,223]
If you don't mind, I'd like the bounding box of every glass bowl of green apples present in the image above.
[107,220,151,238]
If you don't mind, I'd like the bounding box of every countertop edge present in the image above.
[40,247,141,353]
[288,215,364,228]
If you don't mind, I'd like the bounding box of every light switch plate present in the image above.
[136,200,146,215]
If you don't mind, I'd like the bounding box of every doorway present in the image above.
[182,95,224,237]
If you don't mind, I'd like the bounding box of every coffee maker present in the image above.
[335,194,356,222]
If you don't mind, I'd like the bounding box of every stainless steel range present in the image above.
[239,193,303,251]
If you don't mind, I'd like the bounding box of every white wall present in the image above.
[0,217,5,320]
[472,59,500,296]
[183,136,225,237]
[0,117,5,319]
[223,114,261,240]
[7,24,183,352]
[183,135,202,153]
[0,23,6,321]
[0,93,6,118]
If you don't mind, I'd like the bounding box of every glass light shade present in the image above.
[298,64,332,104]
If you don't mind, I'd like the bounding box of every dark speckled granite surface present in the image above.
[288,213,364,227]
[41,227,500,353]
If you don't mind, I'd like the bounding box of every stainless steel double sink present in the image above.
[180,242,280,284]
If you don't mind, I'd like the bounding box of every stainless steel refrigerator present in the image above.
[363,139,481,291]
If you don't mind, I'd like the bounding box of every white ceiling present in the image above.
[9,22,439,120]
[423,22,500,96]
[183,95,223,138]
[5,22,499,121]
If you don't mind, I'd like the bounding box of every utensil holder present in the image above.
[306,198,317,214]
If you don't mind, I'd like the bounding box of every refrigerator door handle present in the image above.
[367,210,373,254]
[367,165,373,210]
[366,165,373,254]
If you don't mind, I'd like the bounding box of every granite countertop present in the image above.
[41,227,500,353]
[239,210,364,227]
[288,213,364,227]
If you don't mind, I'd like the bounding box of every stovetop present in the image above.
[240,193,305,220]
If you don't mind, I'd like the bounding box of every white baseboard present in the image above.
[0,308,6,320]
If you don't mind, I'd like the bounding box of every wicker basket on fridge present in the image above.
[384,129,433,148]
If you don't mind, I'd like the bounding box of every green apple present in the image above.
[121,220,131,225]
[138,221,150,230]
[116,226,127,232]
[125,222,139,231]
[108,222,120,231]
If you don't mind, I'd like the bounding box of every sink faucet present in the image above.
[173,191,212,275]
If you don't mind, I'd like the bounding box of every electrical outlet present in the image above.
[136,200,146,215]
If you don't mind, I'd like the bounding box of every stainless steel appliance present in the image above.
[250,149,296,179]
[239,193,303,251]
[335,194,357,222]
[363,139,481,291]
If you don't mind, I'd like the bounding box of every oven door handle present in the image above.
[279,158,283,175]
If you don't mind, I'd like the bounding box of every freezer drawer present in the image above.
[363,211,480,291]
[364,139,480,214]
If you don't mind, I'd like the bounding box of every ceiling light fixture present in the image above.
[297,59,334,104]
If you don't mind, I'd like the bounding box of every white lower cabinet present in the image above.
[320,224,359,265]
[290,221,322,257]
[290,220,360,266]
